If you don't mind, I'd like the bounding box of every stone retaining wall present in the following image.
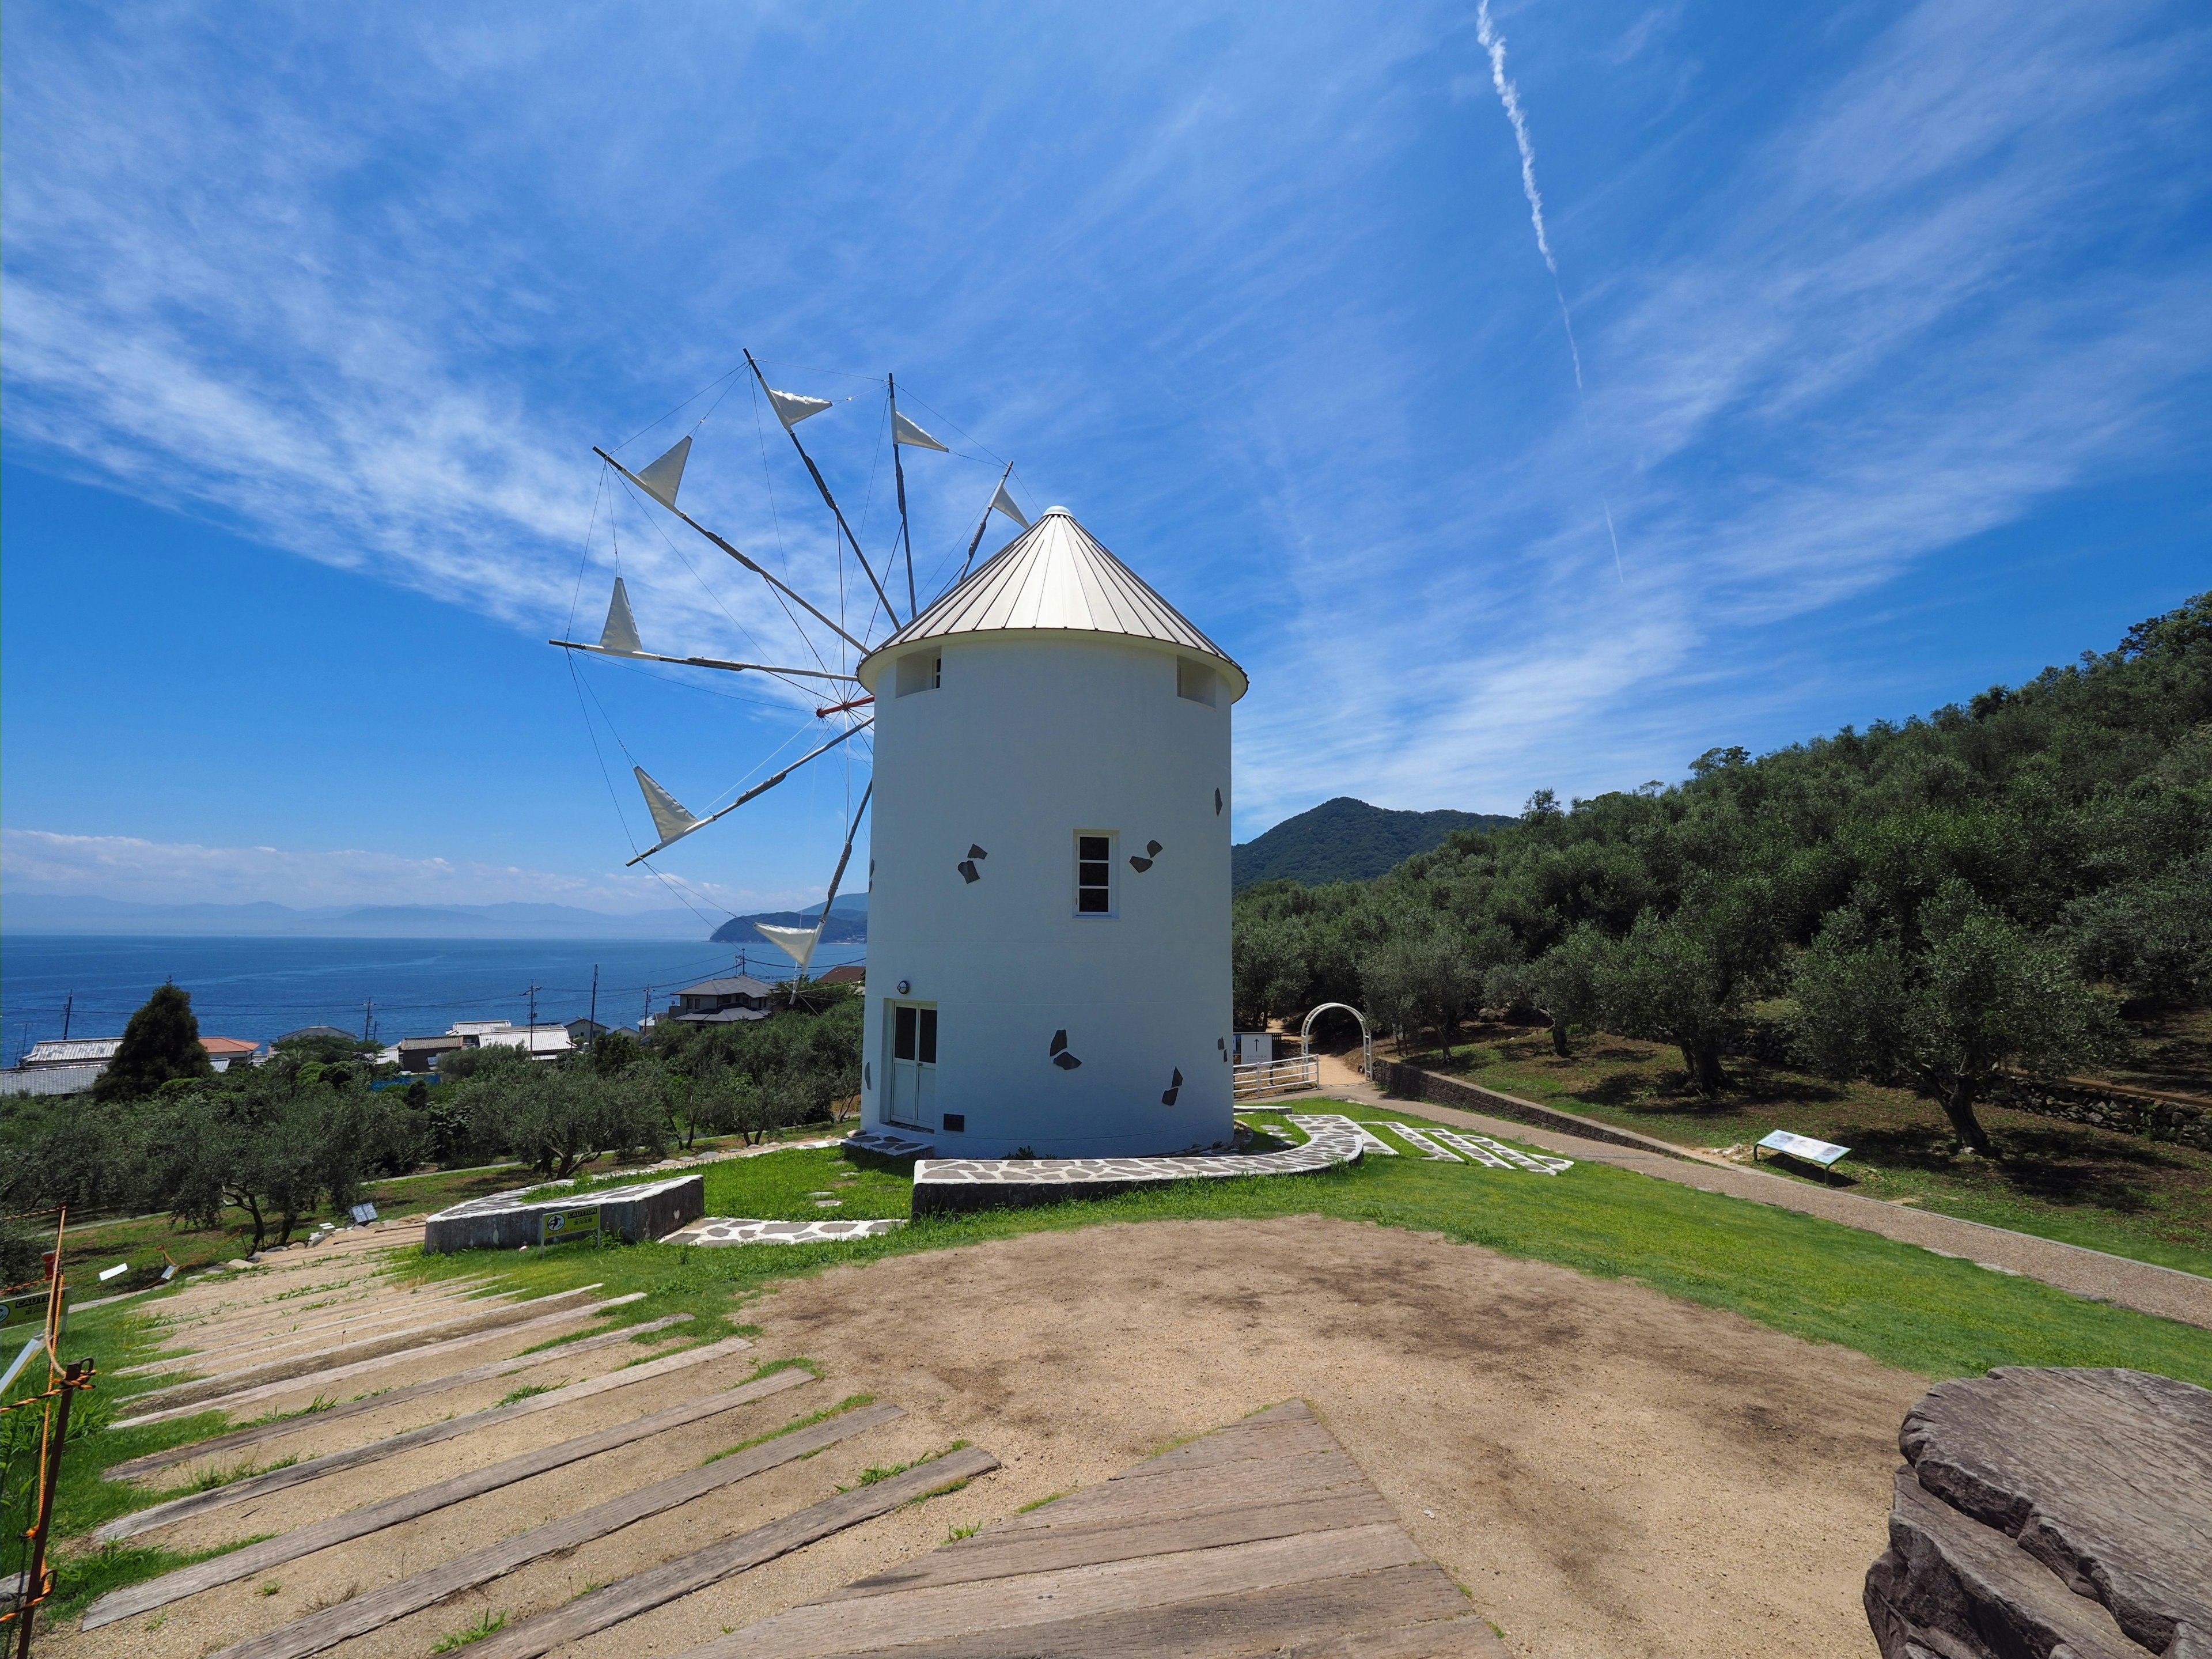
[1369,1060,1694,1160]
[1984,1075,2212,1150]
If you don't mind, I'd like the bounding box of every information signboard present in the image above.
[540,1206,602,1247]
[1755,1129,1850,1178]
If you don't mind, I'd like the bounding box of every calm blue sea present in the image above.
[0,935,866,1059]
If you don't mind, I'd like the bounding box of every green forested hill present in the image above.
[1232,797,1515,889]
[1233,594,2212,1150]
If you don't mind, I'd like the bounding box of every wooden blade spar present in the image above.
[624,718,874,868]
[547,638,858,682]
[593,447,866,653]
[741,350,902,627]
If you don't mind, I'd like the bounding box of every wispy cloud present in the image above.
[3,0,2206,876]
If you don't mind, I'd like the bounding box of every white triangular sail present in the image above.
[892,410,947,452]
[599,578,643,654]
[635,435,691,508]
[768,388,832,429]
[989,478,1029,529]
[753,921,822,975]
[634,766,702,847]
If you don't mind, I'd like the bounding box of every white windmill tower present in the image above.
[555,361,1247,1160]
[855,507,1247,1157]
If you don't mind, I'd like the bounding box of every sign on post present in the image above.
[1754,1130,1850,1182]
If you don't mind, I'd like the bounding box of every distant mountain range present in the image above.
[1,893,713,940]
[711,892,868,945]
[1232,797,1514,889]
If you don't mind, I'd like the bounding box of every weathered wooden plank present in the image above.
[79,1364,816,1628]
[96,1334,756,1541]
[126,1274,498,1354]
[1866,1465,2141,1659]
[1271,1610,1512,1658]
[680,1524,1426,1658]
[756,1564,1472,1659]
[1107,1418,1341,1479]
[116,1280,504,1374]
[114,1285,606,1415]
[826,1488,1395,1600]
[105,1313,691,1480]
[992,1450,1366,1533]
[203,1402,921,1659]
[463,1442,998,1659]
[1893,1366,2211,1657]
[111,1291,638,1431]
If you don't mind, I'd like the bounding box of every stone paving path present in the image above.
[1308,1052,2212,1330]
[661,1218,909,1247]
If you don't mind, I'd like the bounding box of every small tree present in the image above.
[96,983,215,1102]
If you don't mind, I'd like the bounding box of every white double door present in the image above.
[885,1002,937,1128]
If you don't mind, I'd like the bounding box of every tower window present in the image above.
[896,652,941,696]
[1177,659,1217,706]
[1076,833,1115,916]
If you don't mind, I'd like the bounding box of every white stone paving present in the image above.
[1380,1123,1464,1161]
[1426,1126,1574,1174]
[1285,1112,1398,1156]
[660,1217,908,1246]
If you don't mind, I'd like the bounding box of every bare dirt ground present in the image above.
[47,1218,1921,1659]
[720,1217,1922,1659]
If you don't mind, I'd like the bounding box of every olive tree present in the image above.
[1792,884,2124,1154]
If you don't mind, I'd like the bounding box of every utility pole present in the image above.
[588,965,599,1046]
[60,991,74,1041]
[362,999,375,1043]
[525,982,539,1031]
[642,984,653,1030]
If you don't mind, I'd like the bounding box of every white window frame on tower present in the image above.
[1074,831,1118,919]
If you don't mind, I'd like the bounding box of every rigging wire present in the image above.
[566,469,609,638]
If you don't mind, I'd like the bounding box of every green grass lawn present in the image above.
[366,1113,2212,1389]
[1388,1021,2212,1277]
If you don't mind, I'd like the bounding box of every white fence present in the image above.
[1232,1054,1320,1100]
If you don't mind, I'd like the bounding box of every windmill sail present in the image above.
[892,410,946,451]
[989,477,1029,529]
[767,388,832,429]
[752,921,823,975]
[755,783,872,980]
[634,435,691,509]
[634,766,702,848]
[599,578,643,654]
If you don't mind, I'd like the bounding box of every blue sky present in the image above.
[3,0,2206,923]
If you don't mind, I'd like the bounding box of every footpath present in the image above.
[1306,1051,2212,1332]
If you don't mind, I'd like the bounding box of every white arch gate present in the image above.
[1299,1002,1373,1081]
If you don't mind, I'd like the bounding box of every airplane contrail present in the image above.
[1476,0,1624,581]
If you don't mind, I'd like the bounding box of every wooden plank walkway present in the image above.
[105,1312,692,1480]
[112,1290,645,1430]
[116,1283,607,1414]
[206,1403,925,1659]
[96,1333,755,1540]
[81,1365,817,1627]
[685,1400,1505,1658]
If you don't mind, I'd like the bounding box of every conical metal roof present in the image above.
[858,507,1247,700]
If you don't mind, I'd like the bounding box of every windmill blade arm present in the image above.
[550,639,859,681]
[594,447,866,652]
[623,718,874,868]
[954,461,1018,590]
[742,351,902,626]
